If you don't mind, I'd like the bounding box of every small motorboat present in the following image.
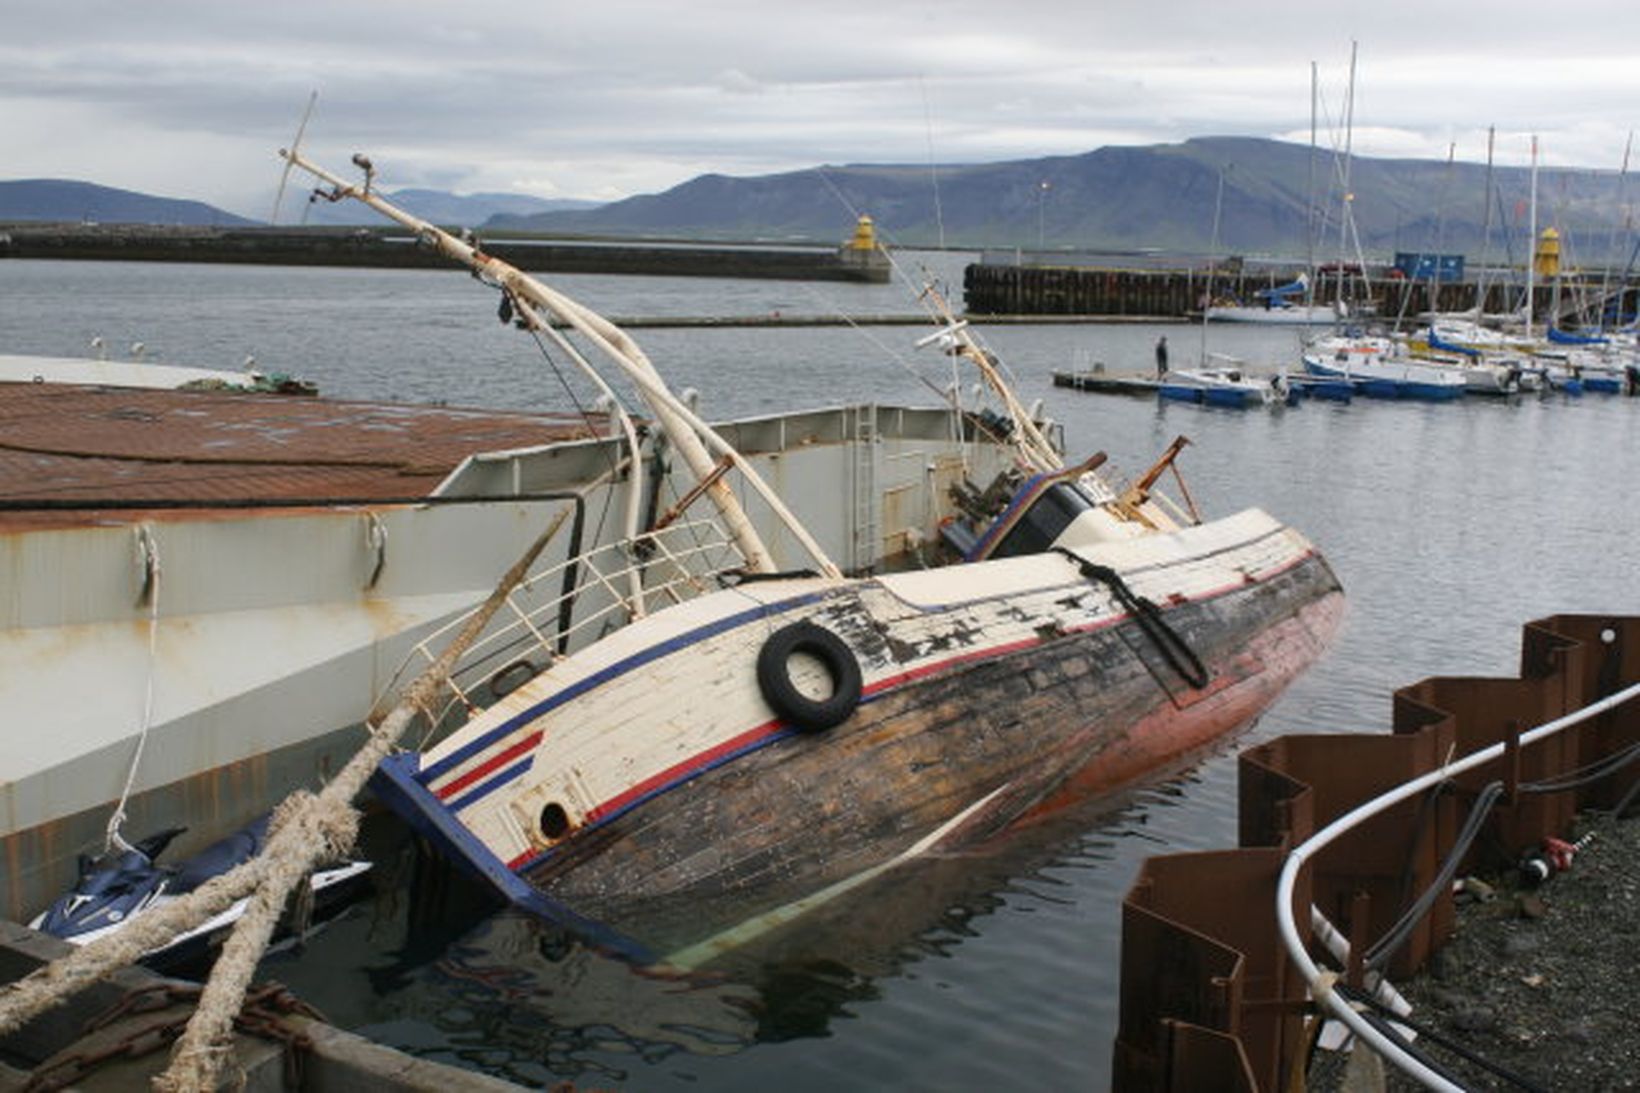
[1157,359,1285,409]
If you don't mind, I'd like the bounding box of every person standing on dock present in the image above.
[1154,336,1169,378]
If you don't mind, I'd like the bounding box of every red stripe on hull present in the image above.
[435,730,543,800]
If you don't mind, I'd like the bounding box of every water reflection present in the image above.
[299,777,1195,1086]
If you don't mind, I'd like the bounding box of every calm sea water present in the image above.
[4,257,1638,1090]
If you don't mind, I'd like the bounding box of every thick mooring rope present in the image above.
[0,503,574,1092]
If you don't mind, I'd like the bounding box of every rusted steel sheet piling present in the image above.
[1113,612,1639,1091]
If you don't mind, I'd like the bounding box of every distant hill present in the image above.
[0,179,599,229]
[487,136,1638,263]
[0,179,256,226]
[298,188,601,227]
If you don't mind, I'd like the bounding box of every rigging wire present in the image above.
[920,76,947,251]
[495,286,643,610]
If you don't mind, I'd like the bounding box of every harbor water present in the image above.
[3,255,1638,1090]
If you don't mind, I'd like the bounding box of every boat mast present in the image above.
[1305,61,1318,313]
[1526,135,1538,339]
[1479,126,1495,319]
[280,148,842,580]
[1200,163,1227,366]
[1338,41,1357,312]
[1596,131,1632,331]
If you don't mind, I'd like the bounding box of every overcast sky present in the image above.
[6,1,1640,219]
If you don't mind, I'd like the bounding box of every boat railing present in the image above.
[378,517,750,739]
[1275,676,1640,1091]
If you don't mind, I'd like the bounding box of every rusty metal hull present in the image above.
[377,511,1343,964]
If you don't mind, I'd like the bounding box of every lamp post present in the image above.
[1037,179,1050,251]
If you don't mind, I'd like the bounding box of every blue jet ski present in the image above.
[30,814,371,966]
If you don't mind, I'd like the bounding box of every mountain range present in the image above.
[6,137,1637,262]
[0,180,593,230]
[489,136,1638,262]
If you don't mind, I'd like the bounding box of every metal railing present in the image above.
[377,517,749,738]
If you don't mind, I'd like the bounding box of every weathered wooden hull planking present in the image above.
[376,509,1343,962]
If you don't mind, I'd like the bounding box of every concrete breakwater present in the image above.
[0,223,891,283]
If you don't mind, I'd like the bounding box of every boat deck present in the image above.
[0,383,601,529]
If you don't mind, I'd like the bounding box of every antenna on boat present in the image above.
[271,90,319,225]
[911,279,1062,474]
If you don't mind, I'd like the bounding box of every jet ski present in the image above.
[29,814,371,968]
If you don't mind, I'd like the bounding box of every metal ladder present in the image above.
[850,404,879,573]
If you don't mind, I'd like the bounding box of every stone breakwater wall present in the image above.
[0,224,891,283]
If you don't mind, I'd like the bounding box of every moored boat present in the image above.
[268,152,1345,964]
[1303,334,1467,401]
[1157,364,1284,408]
[0,339,316,394]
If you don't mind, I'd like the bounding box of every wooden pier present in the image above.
[965,260,1640,324]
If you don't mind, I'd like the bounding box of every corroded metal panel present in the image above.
[0,384,599,528]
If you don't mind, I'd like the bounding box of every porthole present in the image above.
[539,802,570,841]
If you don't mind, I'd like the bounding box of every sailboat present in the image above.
[1299,45,1466,402]
[1168,166,1293,407]
[276,150,1346,965]
[1204,273,1340,325]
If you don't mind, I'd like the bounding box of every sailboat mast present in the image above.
[1339,41,1357,289]
[1201,164,1227,365]
[1306,61,1318,310]
[1597,131,1632,331]
[1527,135,1538,339]
[1479,126,1495,318]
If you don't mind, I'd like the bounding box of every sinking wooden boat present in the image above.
[277,152,1345,965]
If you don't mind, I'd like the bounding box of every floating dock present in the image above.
[1052,369,1159,396]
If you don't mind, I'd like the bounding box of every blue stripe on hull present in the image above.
[370,754,657,962]
[417,590,826,785]
[1157,385,1201,403]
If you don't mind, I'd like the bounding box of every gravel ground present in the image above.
[1311,810,1639,1092]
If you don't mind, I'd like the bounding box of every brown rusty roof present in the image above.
[0,383,601,529]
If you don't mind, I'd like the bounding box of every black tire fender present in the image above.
[755,621,862,732]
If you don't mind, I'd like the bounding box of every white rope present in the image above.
[106,525,162,855]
